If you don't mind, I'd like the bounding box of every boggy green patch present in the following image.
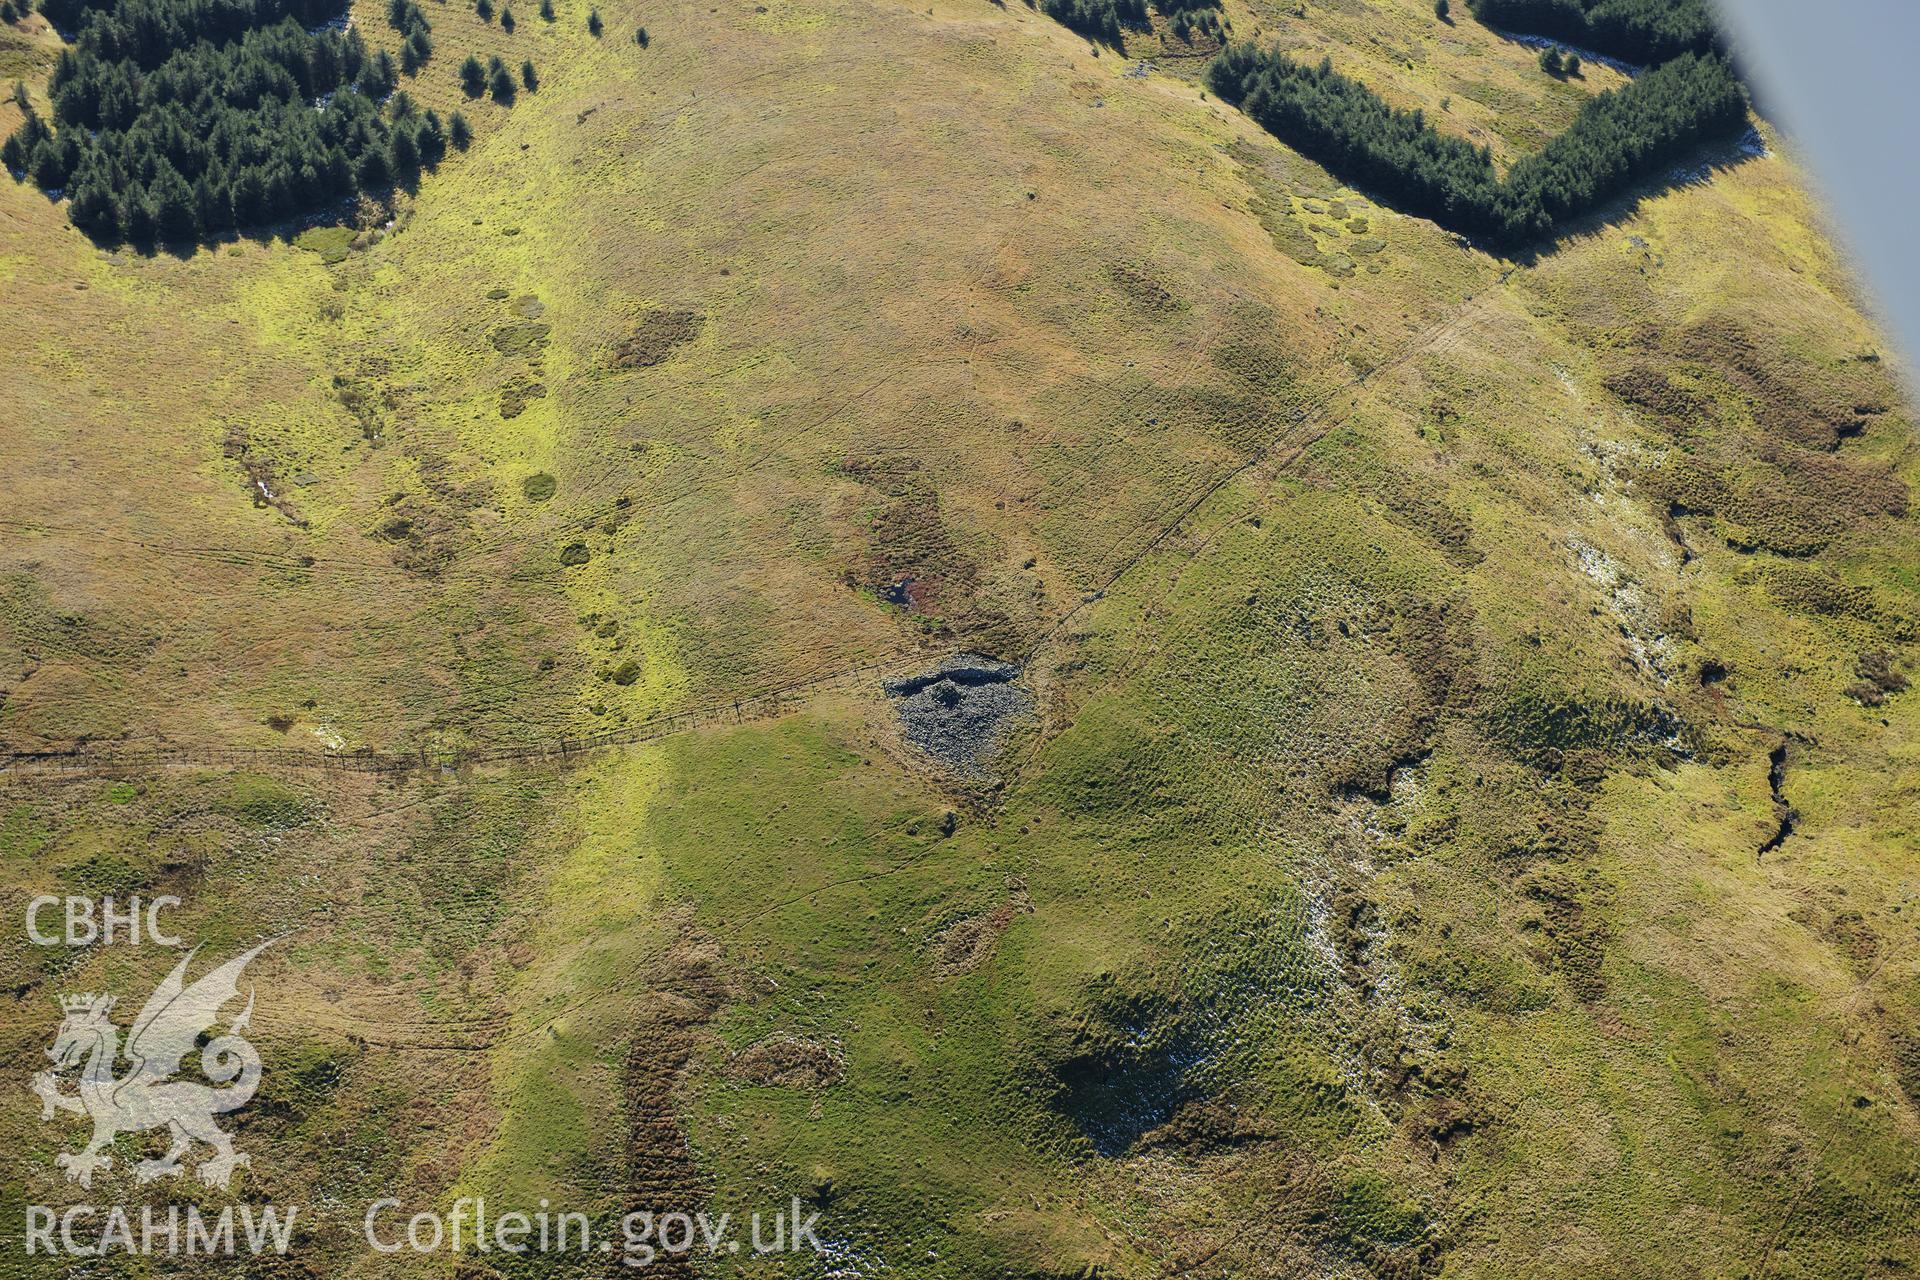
[1039,897,1320,1156]
[56,848,157,895]
[295,225,355,266]
[491,319,553,358]
[215,773,313,829]
[1482,685,1691,765]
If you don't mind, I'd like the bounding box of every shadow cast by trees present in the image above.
[1463,0,1719,67]
[1206,46,1750,254]
[1036,0,1222,56]
[1,0,488,253]
[15,150,440,260]
[1485,127,1766,267]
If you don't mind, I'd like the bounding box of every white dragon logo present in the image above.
[31,940,275,1191]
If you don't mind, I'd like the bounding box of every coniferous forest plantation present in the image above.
[1207,47,1746,245]
[1466,0,1716,64]
[3,0,444,239]
[3,0,1740,247]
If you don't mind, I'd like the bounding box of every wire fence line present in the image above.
[3,272,1521,786]
[0,655,915,783]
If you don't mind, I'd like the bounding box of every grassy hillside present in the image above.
[1,0,1916,1274]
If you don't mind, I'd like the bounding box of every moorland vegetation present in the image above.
[1205,46,1745,244]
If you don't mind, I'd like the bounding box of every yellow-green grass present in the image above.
[1223,0,1636,164]
[1,0,1917,1273]
[350,0,580,134]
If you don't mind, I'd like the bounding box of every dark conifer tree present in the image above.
[360,48,398,97]
[149,161,196,239]
[389,123,419,173]
[230,166,269,225]
[1205,44,1745,247]
[69,178,119,235]
[355,143,389,189]
[1467,0,1716,65]
[1,0,453,242]
[193,172,232,231]
[120,189,156,245]
[417,110,445,161]
[401,29,432,73]
[28,131,75,188]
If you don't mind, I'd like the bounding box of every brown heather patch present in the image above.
[1104,259,1183,315]
[619,928,729,1278]
[835,452,981,625]
[931,883,1035,976]
[610,308,703,369]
